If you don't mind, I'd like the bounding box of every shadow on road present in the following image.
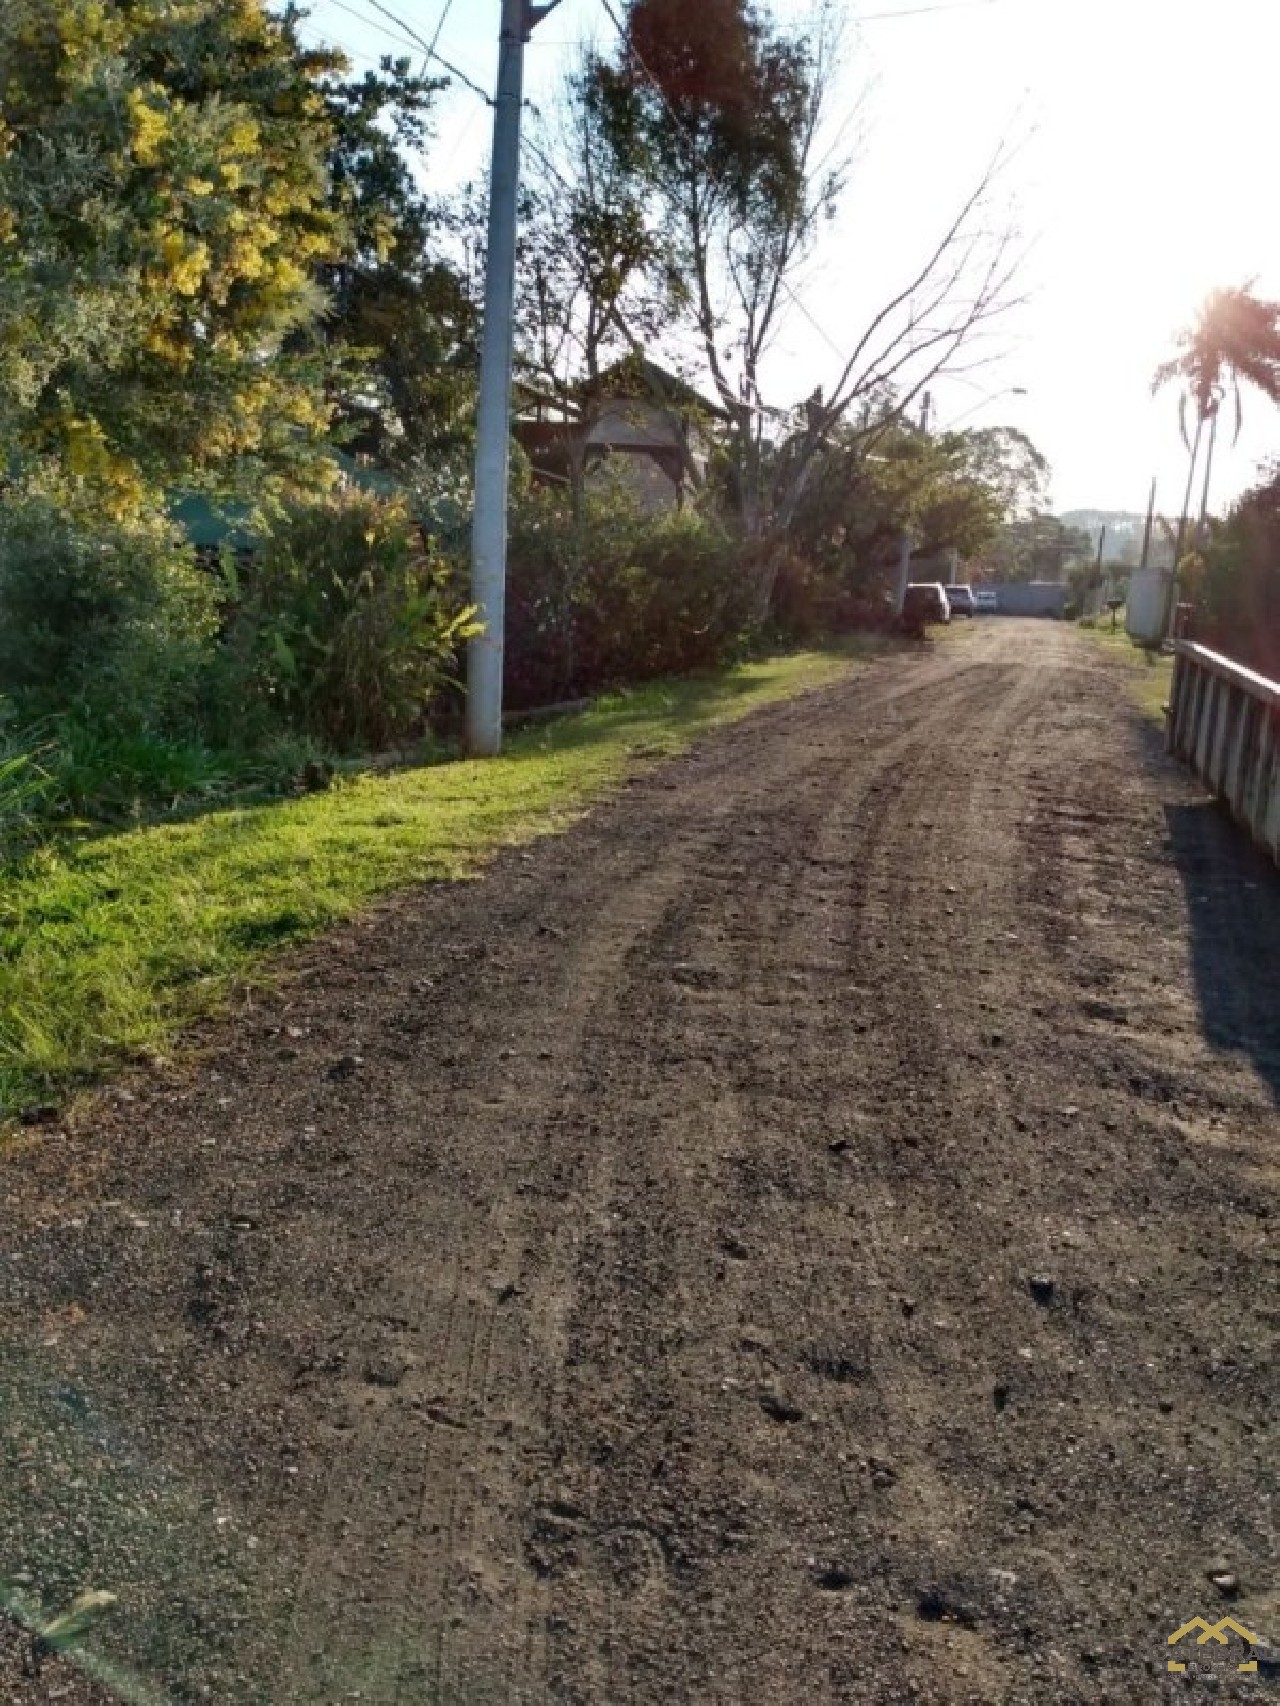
[1163,797,1280,1103]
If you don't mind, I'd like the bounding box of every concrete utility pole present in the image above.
[466,0,561,757]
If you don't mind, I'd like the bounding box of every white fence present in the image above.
[1167,641,1280,867]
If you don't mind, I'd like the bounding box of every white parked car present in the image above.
[902,582,951,631]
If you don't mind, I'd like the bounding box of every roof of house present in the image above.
[514,355,726,424]
[581,355,725,419]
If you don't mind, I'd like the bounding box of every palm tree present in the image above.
[1153,287,1280,614]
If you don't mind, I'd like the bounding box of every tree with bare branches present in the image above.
[577,0,1023,609]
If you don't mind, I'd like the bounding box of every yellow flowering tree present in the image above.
[0,0,345,514]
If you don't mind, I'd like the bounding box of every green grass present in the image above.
[1076,614,1173,725]
[0,644,881,1122]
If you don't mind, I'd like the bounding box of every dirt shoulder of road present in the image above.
[1074,614,1174,723]
[1,620,1276,1704]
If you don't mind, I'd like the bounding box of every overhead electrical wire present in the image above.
[319,0,493,102]
[358,0,490,96]
[425,0,457,63]
[308,0,578,198]
[319,0,423,59]
[856,0,1003,20]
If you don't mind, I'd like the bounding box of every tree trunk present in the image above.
[1195,405,1220,542]
[1165,409,1205,638]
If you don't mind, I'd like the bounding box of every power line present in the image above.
[320,0,493,102]
[596,0,625,34]
[305,1,570,190]
[319,0,423,58]
[857,0,1002,20]
[426,0,456,62]
[440,92,488,172]
[360,0,490,96]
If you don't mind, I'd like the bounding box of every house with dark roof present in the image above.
[514,355,724,512]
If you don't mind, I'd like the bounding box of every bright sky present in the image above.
[299,0,1280,515]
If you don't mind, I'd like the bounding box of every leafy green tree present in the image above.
[952,427,1049,522]
[516,57,677,397]
[980,514,1093,584]
[0,2,477,802]
[595,0,841,545]
[451,56,685,512]
[318,56,476,465]
[576,0,1021,628]
[785,421,1043,618]
[1196,463,1280,675]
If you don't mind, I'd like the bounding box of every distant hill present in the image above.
[1059,508,1140,530]
[1058,509,1173,568]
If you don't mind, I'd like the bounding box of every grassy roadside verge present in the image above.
[0,643,881,1122]
[1076,615,1173,724]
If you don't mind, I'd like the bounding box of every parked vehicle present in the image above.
[975,589,999,613]
[946,583,977,617]
[901,582,951,637]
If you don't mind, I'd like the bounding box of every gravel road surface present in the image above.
[2,620,1277,1703]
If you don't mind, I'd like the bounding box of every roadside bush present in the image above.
[0,494,219,736]
[1197,469,1280,678]
[0,735,56,853]
[0,494,232,825]
[768,549,899,640]
[504,482,754,707]
[229,491,477,751]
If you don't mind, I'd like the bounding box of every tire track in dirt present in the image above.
[271,645,985,1702]
[709,658,1040,1702]
[4,624,1276,1705]
[529,661,1012,1702]
[273,855,708,1703]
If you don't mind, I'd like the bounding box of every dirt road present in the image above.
[2,620,1277,1704]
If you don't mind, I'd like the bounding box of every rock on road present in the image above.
[2,620,1277,1704]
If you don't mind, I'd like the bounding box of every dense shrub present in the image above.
[504,482,754,707]
[0,494,219,735]
[0,739,56,852]
[768,547,900,641]
[1196,469,1280,678]
[228,491,477,751]
[0,474,765,828]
